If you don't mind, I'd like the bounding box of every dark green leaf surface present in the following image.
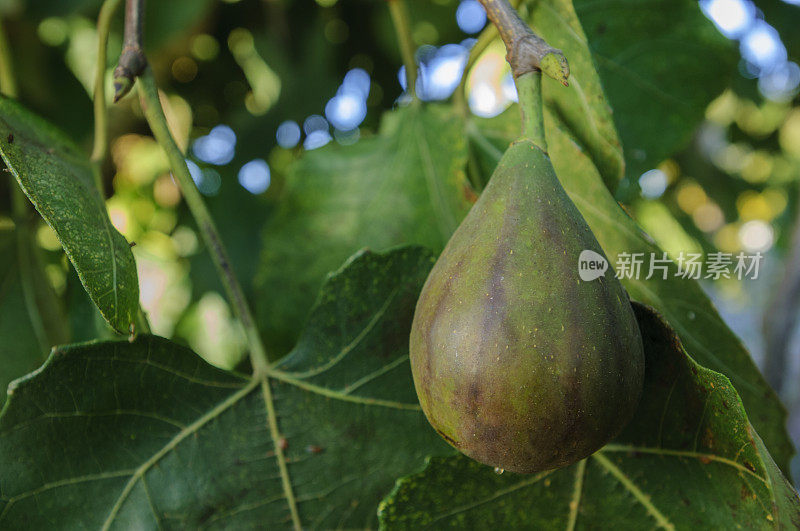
[525,0,625,189]
[0,247,449,529]
[378,304,800,529]
[573,0,737,186]
[144,0,216,51]
[255,104,474,355]
[0,227,47,406]
[476,0,734,193]
[0,97,138,333]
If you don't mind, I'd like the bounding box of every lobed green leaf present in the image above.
[0,246,450,528]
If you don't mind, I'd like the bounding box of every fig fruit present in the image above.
[409,139,644,474]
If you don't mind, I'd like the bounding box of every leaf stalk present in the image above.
[387,0,418,99]
[0,18,16,98]
[91,0,123,165]
[135,70,270,375]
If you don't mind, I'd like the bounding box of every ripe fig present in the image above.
[409,139,644,474]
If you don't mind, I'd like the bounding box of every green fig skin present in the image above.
[409,139,644,474]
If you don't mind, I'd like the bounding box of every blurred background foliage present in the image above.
[0,0,799,481]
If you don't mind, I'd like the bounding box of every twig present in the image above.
[91,0,123,163]
[476,0,569,84]
[113,0,147,102]
[387,0,417,98]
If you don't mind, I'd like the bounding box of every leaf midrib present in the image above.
[52,346,417,528]
[592,452,675,529]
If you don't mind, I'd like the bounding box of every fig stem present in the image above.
[112,0,146,103]
[387,0,418,99]
[515,71,546,151]
[476,0,569,84]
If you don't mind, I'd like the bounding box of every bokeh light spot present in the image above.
[700,0,755,38]
[238,159,271,194]
[38,18,68,46]
[276,121,302,149]
[324,19,349,43]
[739,220,774,252]
[740,20,786,73]
[193,125,236,165]
[638,169,669,199]
[191,34,219,61]
[325,91,367,131]
[198,168,222,196]
[186,159,203,186]
[456,0,487,34]
[304,115,329,135]
[304,130,332,150]
[171,57,198,83]
[469,82,500,117]
[342,68,371,98]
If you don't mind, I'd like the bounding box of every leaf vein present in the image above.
[600,444,767,483]
[100,380,260,529]
[593,452,675,530]
[267,369,420,411]
[566,460,586,531]
[428,469,555,526]
[280,287,400,379]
